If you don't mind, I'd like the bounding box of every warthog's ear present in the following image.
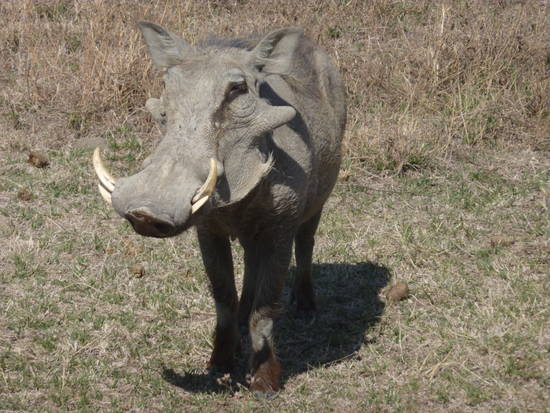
[138,21,191,68]
[250,28,303,75]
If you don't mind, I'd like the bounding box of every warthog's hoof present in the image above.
[249,356,281,395]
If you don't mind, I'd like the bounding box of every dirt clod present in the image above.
[130,264,145,278]
[17,188,33,201]
[386,282,410,302]
[28,151,50,168]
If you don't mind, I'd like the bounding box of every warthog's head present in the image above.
[93,22,300,237]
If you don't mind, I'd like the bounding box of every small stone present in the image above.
[386,282,410,302]
[17,188,33,201]
[28,151,50,168]
[130,264,145,278]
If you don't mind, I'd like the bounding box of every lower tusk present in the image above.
[191,158,218,214]
[192,158,218,203]
[191,194,209,214]
[93,148,117,192]
[97,183,112,205]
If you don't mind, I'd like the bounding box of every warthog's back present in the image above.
[285,36,346,219]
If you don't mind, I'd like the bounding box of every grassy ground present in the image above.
[1,1,549,411]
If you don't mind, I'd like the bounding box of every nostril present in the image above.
[126,208,175,237]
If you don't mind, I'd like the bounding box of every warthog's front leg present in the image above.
[197,226,239,371]
[242,230,294,394]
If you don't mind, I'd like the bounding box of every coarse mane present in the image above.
[201,35,261,51]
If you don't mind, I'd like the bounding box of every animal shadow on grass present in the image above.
[162,261,390,393]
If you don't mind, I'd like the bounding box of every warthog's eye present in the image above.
[227,81,248,102]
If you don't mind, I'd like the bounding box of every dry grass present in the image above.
[1,0,548,168]
[0,1,549,411]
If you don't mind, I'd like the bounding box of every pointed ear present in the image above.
[138,21,191,68]
[249,28,303,75]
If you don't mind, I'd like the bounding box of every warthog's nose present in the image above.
[125,208,175,238]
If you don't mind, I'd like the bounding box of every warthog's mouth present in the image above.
[92,147,218,215]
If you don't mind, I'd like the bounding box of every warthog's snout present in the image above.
[93,149,218,238]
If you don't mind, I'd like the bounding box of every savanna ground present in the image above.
[0,0,548,411]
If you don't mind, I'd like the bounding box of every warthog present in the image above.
[93,21,346,393]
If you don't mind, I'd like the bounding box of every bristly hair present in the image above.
[201,35,261,51]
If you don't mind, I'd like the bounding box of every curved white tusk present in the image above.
[97,183,112,205]
[191,194,210,214]
[93,148,116,192]
[192,158,218,203]
[191,158,217,213]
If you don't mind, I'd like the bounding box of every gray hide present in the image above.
[98,21,346,393]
